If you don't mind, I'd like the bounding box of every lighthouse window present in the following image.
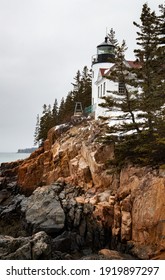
[98,85,103,98]
[100,84,102,97]
[103,82,106,95]
[98,46,113,55]
[118,82,125,94]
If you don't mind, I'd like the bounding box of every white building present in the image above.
[91,36,115,119]
[91,37,141,120]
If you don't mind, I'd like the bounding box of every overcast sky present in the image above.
[0,0,161,152]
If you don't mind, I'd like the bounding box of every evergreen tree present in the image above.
[100,3,165,166]
[72,70,82,95]
[131,3,165,165]
[72,66,92,111]
[108,28,118,46]
[133,3,165,137]
[80,66,92,107]
[158,4,165,46]
[157,4,165,68]
[57,66,92,123]
[34,114,40,146]
[52,98,59,126]
[99,41,143,165]
[34,104,54,145]
[33,66,92,143]
[62,92,75,122]
[71,70,83,111]
[99,40,141,138]
[58,97,66,124]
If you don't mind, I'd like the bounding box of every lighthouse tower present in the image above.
[91,36,115,119]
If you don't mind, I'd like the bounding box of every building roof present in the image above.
[126,60,142,69]
[99,60,142,77]
[99,68,109,76]
[96,60,142,84]
[97,37,114,48]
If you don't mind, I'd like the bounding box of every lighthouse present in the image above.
[91,36,115,119]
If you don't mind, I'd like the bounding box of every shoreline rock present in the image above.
[0,120,165,259]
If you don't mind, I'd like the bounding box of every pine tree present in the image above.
[72,70,82,94]
[52,98,59,126]
[35,104,54,145]
[100,3,165,166]
[79,66,92,108]
[71,70,83,107]
[157,4,165,72]
[99,41,143,165]
[63,92,75,122]
[58,66,92,123]
[133,4,165,134]
[99,40,140,137]
[34,114,40,146]
[33,66,92,143]
[108,28,118,46]
[58,97,66,124]
[131,3,165,164]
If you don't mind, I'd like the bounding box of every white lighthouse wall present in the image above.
[95,78,118,119]
[92,62,114,119]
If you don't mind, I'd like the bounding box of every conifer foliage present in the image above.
[34,103,57,146]
[100,3,165,166]
[58,66,92,123]
[34,66,91,146]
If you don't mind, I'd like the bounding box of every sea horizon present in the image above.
[0,152,31,164]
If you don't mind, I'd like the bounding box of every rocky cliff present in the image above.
[0,119,165,259]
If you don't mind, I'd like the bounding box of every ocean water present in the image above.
[0,152,31,165]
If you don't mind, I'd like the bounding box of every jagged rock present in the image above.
[0,177,6,189]
[98,190,111,202]
[0,189,10,203]
[112,202,121,236]
[118,166,165,258]
[121,211,132,241]
[22,185,65,234]
[51,231,84,254]
[0,160,23,172]
[0,120,165,259]
[17,121,116,193]
[0,181,27,237]
[31,231,51,259]
[0,231,51,260]
[75,196,85,204]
